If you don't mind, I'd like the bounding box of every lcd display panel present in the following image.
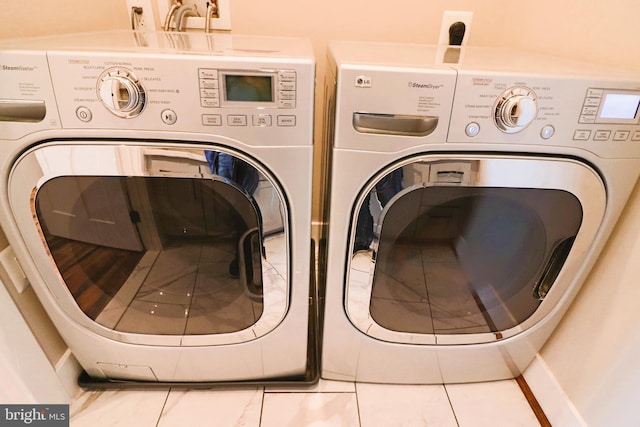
[224,75,274,102]
[599,93,640,120]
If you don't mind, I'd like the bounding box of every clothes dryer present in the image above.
[321,41,640,383]
[0,31,315,383]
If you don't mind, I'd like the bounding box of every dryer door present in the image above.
[8,142,304,381]
[345,155,605,345]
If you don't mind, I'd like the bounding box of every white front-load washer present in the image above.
[0,31,316,383]
[321,41,640,384]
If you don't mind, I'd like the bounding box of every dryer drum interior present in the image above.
[12,143,290,348]
[345,157,599,346]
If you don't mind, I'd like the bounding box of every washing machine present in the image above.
[0,31,316,383]
[321,41,640,384]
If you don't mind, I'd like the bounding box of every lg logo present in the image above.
[355,75,372,88]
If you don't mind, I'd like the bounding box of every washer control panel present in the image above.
[0,34,315,144]
[0,50,314,145]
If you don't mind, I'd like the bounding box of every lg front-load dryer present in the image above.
[321,41,640,384]
[0,31,315,383]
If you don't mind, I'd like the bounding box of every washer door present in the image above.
[10,143,289,348]
[345,155,605,345]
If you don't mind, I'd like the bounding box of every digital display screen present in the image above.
[599,93,640,120]
[224,75,273,102]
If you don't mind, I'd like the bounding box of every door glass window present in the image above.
[33,150,287,339]
[348,160,583,341]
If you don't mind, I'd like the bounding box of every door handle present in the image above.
[0,99,46,122]
[353,112,438,136]
[533,237,576,300]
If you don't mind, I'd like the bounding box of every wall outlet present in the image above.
[126,0,160,30]
[438,11,473,46]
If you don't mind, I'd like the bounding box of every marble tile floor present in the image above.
[70,378,541,426]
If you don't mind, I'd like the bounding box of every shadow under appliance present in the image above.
[0,31,315,383]
[321,41,640,383]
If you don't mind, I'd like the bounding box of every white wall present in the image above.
[1,0,640,422]
[0,1,128,38]
[0,280,72,403]
[496,0,640,71]
[537,186,640,426]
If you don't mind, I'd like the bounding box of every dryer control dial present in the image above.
[494,87,538,133]
[97,67,146,118]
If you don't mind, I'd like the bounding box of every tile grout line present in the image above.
[442,384,461,427]
[354,383,363,427]
[154,387,172,427]
[258,387,266,426]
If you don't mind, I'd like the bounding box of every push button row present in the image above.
[573,129,640,142]
[579,88,603,124]
[199,68,220,108]
[202,114,296,127]
[277,70,296,109]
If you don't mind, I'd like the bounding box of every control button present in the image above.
[228,115,247,126]
[279,71,296,82]
[278,99,296,109]
[632,130,640,141]
[278,90,296,101]
[252,114,272,127]
[583,97,601,107]
[594,130,611,141]
[587,88,604,98]
[200,79,219,89]
[579,115,596,124]
[465,122,480,137]
[76,106,92,122]
[161,109,177,125]
[540,125,555,139]
[201,98,220,108]
[199,69,218,79]
[202,114,222,126]
[200,88,219,98]
[279,81,296,91]
[582,106,599,115]
[613,130,631,141]
[573,130,591,141]
[277,115,296,127]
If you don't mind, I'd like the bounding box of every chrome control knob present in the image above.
[494,87,538,133]
[97,67,146,118]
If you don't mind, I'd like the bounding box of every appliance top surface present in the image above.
[328,40,637,80]
[0,30,314,61]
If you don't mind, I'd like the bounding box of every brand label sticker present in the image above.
[355,75,372,88]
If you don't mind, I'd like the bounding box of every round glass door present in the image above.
[11,143,289,346]
[345,156,605,345]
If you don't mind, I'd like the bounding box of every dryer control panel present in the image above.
[328,41,640,159]
[448,72,640,158]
